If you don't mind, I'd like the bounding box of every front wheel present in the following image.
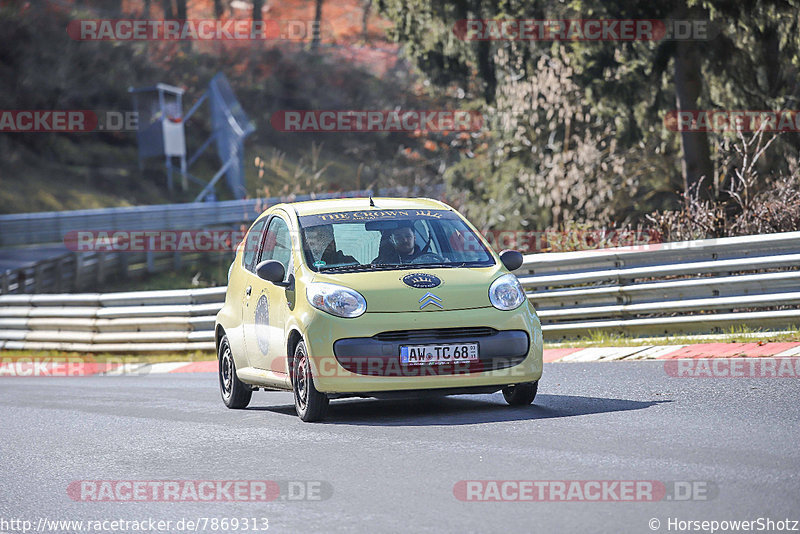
[292,340,329,422]
[502,381,538,406]
[218,335,252,409]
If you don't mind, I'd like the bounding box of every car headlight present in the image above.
[306,282,367,318]
[489,273,526,311]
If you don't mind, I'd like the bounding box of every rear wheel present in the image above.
[292,340,329,422]
[218,335,252,409]
[502,381,538,406]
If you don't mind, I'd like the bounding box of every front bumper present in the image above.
[333,328,529,375]
[302,305,543,393]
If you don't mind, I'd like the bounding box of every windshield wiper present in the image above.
[318,263,368,272]
[318,262,477,273]
[407,262,467,269]
[318,263,399,272]
[319,263,414,272]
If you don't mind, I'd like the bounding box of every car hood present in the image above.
[310,265,504,312]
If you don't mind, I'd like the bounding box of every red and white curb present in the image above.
[544,342,800,363]
[0,360,217,377]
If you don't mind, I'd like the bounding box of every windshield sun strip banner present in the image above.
[298,209,458,226]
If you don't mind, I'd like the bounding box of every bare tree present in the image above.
[361,0,372,41]
[214,0,225,19]
[252,0,263,23]
[176,0,187,19]
[672,4,714,203]
[162,0,174,19]
[311,0,323,50]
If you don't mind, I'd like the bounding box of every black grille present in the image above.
[373,327,497,342]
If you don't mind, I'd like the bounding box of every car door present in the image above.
[240,216,268,369]
[243,214,293,374]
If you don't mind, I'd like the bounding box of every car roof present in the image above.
[273,197,453,216]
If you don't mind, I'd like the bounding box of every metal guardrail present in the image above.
[0,249,219,295]
[0,287,223,352]
[0,191,373,248]
[0,191,373,295]
[519,231,800,338]
[1,231,798,351]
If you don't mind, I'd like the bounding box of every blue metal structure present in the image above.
[129,73,255,201]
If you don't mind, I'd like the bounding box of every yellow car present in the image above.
[214,197,543,421]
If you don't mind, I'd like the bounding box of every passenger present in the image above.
[303,224,357,267]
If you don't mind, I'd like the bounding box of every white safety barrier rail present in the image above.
[0,231,798,351]
[0,190,372,295]
[0,191,373,247]
[0,249,212,295]
[519,231,800,339]
[0,287,223,352]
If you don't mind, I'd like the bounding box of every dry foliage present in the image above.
[647,129,800,241]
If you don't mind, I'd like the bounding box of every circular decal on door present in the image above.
[254,294,270,355]
[402,273,441,289]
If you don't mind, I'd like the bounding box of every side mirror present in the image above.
[499,249,524,271]
[256,260,286,285]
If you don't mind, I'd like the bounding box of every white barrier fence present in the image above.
[0,287,223,353]
[0,232,798,351]
[0,191,373,248]
[0,190,374,295]
[520,231,800,338]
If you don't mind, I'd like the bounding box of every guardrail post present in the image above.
[53,258,64,293]
[118,251,129,279]
[14,270,23,294]
[75,253,85,290]
[0,270,8,294]
[146,250,155,274]
[173,251,183,271]
[33,263,44,293]
[97,252,107,284]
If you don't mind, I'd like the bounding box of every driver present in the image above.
[372,224,422,264]
[304,224,357,267]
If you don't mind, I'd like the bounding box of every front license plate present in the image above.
[400,343,479,365]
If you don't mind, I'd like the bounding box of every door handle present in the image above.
[245,286,252,297]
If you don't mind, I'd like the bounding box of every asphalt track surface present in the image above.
[0,361,798,533]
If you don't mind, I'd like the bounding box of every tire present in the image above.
[218,334,252,409]
[292,340,329,422]
[502,381,538,406]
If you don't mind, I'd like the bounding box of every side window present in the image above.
[242,218,267,273]
[260,217,292,275]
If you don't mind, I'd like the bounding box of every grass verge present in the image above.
[545,326,800,349]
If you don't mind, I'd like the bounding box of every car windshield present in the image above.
[298,209,495,272]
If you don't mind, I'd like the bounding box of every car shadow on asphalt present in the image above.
[248,393,669,426]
